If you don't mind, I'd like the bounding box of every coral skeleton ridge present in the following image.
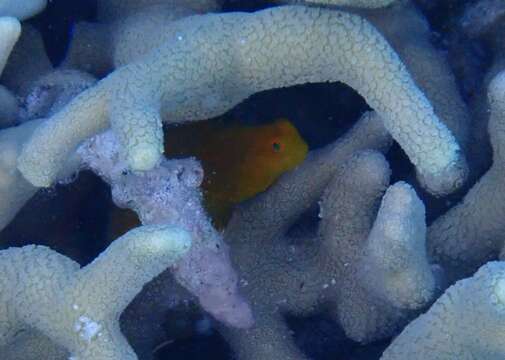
[0,0,46,20]
[0,225,192,359]
[17,2,466,196]
[2,0,505,359]
[381,261,505,359]
[217,150,438,359]
[0,16,20,127]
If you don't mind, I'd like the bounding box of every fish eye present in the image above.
[272,142,282,152]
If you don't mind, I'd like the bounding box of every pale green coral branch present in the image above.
[300,0,396,8]
[0,0,46,20]
[0,69,96,231]
[17,5,466,196]
[0,119,42,230]
[362,181,435,310]
[428,70,505,280]
[0,16,20,74]
[0,17,20,127]
[0,225,192,359]
[382,261,505,359]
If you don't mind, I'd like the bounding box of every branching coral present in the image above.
[0,18,92,232]
[0,0,50,126]
[2,23,53,98]
[19,70,97,121]
[17,4,467,197]
[381,261,505,359]
[68,0,396,78]
[0,0,46,20]
[0,224,192,359]
[0,17,19,80]
[3,0,505,359]
[116,111,392,359]
[63,0,220,75]
[428,70,505,280]
[460,0,505,38]
[0,69,95,232]
[287,0,397,8]
[364,0,471,155]
[0,16,20,127]
[311,0,396,6]
[116,112,439,359]
[0,119,45,230]
[0,20,44,229]
[216,148,439,359]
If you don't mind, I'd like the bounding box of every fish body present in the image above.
[109,118,308,232]
[165,119,308,214]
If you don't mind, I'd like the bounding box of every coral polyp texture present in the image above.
[381,261,505,359]
[0,16,20,127]
[218,150,439,359]
[286,0,397,8]
[428,69,505,281]
[17,3,466,196]
[0,0,46,20]
[3,0,505,359]
[0,225,192,359]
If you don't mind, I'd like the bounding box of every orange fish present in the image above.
[108,118,308,234]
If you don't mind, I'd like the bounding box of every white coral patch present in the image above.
[494,278,505,305]
[74,316,102,342]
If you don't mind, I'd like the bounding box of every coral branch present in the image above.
[119,110,391,359]
[360,182,434,310]
[0,225,191,359]
[0,69,95,231]
[382,261,505,359]
[460,0,505,38]
[0,16,20,128]
[0,17,19,75]
[226,111,391,240]
[0,119,41,230]
[365,1,471,153]
[0,0,46,20]
[18,5,466,196]
[0,1,498,358]
[319,153,435,342]
[295,0,396,8]
[218,147,437,358]
[428,70,505,280]
[0,119,80,231]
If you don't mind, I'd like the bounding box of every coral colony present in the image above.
[1,0,505,359]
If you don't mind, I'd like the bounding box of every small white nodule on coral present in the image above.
[494,278,505,305]
[74,316,102,343]
[0,224,192,358]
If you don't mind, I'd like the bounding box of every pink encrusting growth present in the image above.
[78,130,254,329]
